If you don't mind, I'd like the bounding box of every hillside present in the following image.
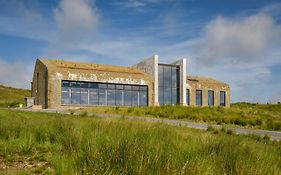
[0,109,280,174]
[0,85,31,107]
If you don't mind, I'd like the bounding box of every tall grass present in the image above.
[84,103,281,131]
[0,109,281,174]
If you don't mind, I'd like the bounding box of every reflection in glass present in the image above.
[132,91,139,106]
[71,87,80,104]
[89,88,98,105]
[124,90,132,106]
[115,90,123,106]
[107,89,115,106]
[99,89,106,105]
[81,88,88,105]
[61,87,71,104]
[61,80,148,106]
[158,64,179,105]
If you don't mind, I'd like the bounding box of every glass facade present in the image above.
[158,64,180,105]
[208,90,214,106]
[220,91,226,106]
[196,90,202,106]
[61,80,148,106]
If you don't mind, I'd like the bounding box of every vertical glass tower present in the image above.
[158,64,180,105]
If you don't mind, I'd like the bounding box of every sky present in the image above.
[0,0,281,103]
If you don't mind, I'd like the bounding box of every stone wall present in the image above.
[32,59,47,108]
[132,55,159,106]
[186,78,230,107]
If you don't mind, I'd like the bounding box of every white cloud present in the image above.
[0,59,32,89]
[195,13,281,66]
[191,13,281,103]
[52,0,99,52]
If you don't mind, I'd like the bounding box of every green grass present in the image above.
[0,85,30,107]
[82,103,281,131]
[0,109,281,174]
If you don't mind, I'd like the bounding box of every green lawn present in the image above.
[81,103,281,131]
[0,109,280,174]
[0,85,30,107]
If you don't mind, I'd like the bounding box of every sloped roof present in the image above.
[187,75,228,86]
[39,59,147,76]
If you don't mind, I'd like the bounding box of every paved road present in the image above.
[17,108,281,141]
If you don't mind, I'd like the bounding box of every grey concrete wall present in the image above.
[133,55,159,106]
[172,58,187,105]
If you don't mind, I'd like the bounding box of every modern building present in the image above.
[31,55,230,109]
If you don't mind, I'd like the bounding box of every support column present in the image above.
[173,58,187,106]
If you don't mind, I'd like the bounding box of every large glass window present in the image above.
[220,91,226,106]
[196,90,202,106]
[208,90,214,106]
[61,80,148,106]
[158,64,179,105]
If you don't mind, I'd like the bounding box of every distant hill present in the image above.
[0,85,31,107]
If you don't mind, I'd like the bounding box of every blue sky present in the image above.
[0,0,281,103]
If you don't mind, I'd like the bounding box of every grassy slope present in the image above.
[0,85,30,107]
[82,103,281,131]
[0,109,280,174]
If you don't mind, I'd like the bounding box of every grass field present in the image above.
[0,85,30,107]
[0,109,280,174]
[82,103,281,131]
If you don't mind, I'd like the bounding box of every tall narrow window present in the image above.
[158,64,179,105]
[220,91,226,106]
[208,90,214,106]
[186,89,190,105]
[196,90,202,106]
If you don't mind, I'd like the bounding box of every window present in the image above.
[124,90,132,106]
[98,89,107,106]
[158,64,179,105]
[196,90,202,106]
[61,87,71,104]
[220,91,226,106]
[89,88,98,105]
[61,80,148,106]
[186,89,190,105]
[107,89,115,106]
[208,90,214,106]
[81,88,88,105]
[71,87,80,104]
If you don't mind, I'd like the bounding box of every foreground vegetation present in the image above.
[82,103,281,131]
[0,85,30,107]
[0,109,280,174]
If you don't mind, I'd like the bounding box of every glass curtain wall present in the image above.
[158,64,180,105]
[61,80,148,106]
